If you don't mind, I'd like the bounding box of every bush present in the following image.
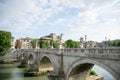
[90,70,98,76]
[0,60,5,64]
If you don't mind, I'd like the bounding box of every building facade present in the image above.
[40,33,60,41]
[15,37,32,49]
[11,37,15,49]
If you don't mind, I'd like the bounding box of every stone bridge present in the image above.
[16,48,120,80]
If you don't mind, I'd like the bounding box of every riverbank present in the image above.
[89,70,103,80]
[0,59,17,64]
[89,75,103,80]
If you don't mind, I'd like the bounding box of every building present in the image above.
[39,33,62,48]
[40,33,60,41]
[15,37,32,49]
[15,33,62,49]
[11,37,15,49]
[79,37,98,48]
[87,41,98,48]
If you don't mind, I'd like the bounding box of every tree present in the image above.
[50,40,59,48]
[39,40,49,48]
[0,30,11,56]
[53,41,58,48]
[64,39,80,48]
[74,42,80,48]
[31,39,38,49]
[108,40,120,47]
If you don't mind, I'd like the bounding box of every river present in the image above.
[0,63,116,80]
[0,63,47,80]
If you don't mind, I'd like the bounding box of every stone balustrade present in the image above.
[19,48,120,60]
[20,47,120,55]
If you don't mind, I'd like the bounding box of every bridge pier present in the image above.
[47,49,65,80]
[24,52,40,76]
[47,71,65,80]
[18,58,28,68]
[24,63,40,76]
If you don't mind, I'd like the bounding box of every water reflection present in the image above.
[92,65,116,80]
[0,64,116,80]
[0,63,47,80]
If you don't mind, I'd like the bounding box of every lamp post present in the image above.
[58,33,63,49]
[85,35,87,48]
[105,37,107,48]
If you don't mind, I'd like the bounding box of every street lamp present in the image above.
[85,35,87,48]
[105,37,107,48]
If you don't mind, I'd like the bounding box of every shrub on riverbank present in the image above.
[0,60,15,64]
[0,60,5,64]
[90,70,98,76]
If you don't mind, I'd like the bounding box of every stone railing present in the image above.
[20,49,60,54]
[19,48,120,60]
[61,48,120,60]
[61,48,120,54]
[20,47,120,55]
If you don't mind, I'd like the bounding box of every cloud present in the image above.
[0,0,120,41]
[77,0,120,25]
[68,0,120,41]
[69,17,120,41]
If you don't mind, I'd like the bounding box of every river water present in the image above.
[0,63,116,80]
[0,63,47,80]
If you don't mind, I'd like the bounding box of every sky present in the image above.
[0,0,120,42]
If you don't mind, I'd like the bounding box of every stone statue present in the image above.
[58,33,63,49]
[59,33,63,42]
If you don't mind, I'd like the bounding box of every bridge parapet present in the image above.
[61,48,120,54]
[20,48,120,60]
[20,48,120,55]
[21,49,61,54]
[61,48,120,60]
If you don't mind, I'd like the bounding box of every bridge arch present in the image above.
[22,53,25,59]
[66,59,117,80]
[39,54,56,73]
[28,54,34,64]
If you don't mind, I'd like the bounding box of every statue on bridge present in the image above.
[58,33,63,49]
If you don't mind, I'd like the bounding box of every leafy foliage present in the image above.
[108,40,120,47]
[63,39,79,48]
[39,40,49,48]
[31,39,38,48]
[0,30,11,55]
[39,40,59,48]
[90,70,98,76]
[53,40,59,48]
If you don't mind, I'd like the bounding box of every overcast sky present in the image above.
[0,0,120,42]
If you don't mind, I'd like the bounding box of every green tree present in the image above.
[74,42,80,48]
[108,40,120,47]
[53,41,58,48]
[64,39,79,48]
[31,39,38,48]
[39,40,49,48]
[49,40,59,48]
[50,40,53,47]
[0,30,11,56]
